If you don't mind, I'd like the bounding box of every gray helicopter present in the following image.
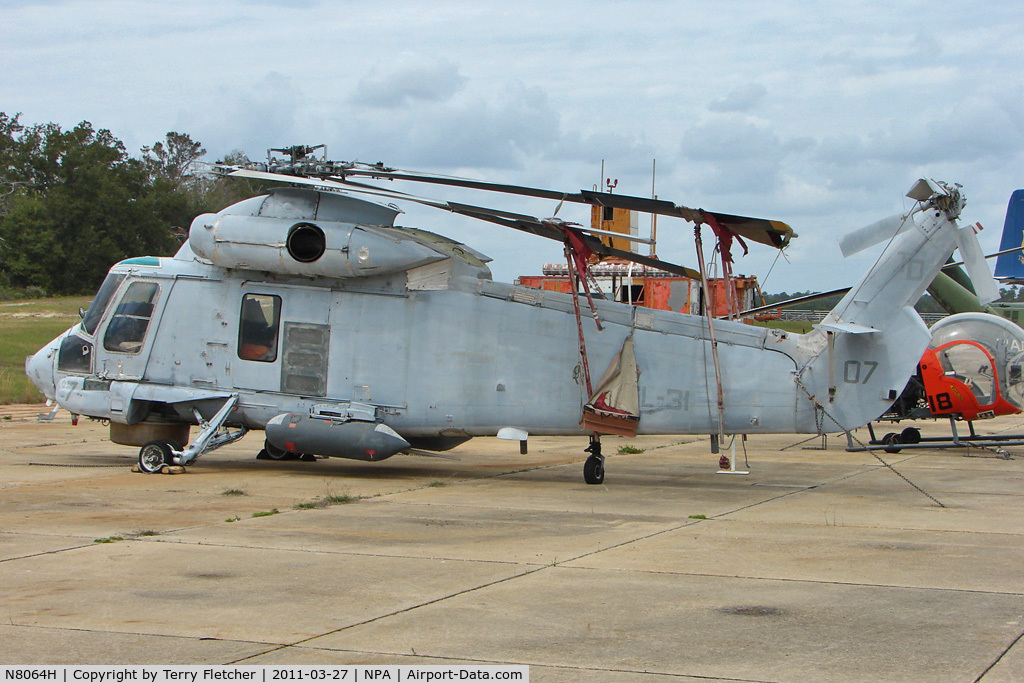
[24,155,995,483]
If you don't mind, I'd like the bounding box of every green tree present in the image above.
[0,117,182,294]
[141,131,205,187]
[0,117,285,296]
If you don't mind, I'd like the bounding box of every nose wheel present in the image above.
[583,436,605,485]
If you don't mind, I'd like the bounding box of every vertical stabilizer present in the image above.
[794,180,966,433]
[994,190,1024,280]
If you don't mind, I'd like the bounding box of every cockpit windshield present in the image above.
[82,272,126,335]
[930,312,1024,412]
[935,343,995,404]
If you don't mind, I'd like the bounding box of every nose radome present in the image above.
[25,340,58,400]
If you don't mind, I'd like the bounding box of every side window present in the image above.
[58,334,93,373]
[238,294,281,362]
[103,282,160,354]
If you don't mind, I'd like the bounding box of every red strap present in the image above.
[704,214,748,265]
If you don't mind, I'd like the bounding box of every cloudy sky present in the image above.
[4,0,1023,292]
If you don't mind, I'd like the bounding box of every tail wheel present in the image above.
[139,440,173,474]
[583,455,605,485]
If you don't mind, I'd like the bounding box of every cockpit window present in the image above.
[103,282,160,354]
[238,294,281,362]
[82,272,126,335]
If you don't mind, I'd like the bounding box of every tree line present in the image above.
[0,113,263,297]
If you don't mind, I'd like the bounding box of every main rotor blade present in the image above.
[328,169,794,249]
[740,245,1024,319]
[441,202,701,279]
[229,167,709,280]
[942,244,1024,270]
[735,288,852,318]
[229,168,350,191]
[598,245,702,280]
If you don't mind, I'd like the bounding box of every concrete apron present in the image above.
[1,410,1023,681]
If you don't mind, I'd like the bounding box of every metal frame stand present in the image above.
[716,436,749,475]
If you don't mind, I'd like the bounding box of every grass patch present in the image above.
[93,536,124,544]
[225,516,240,523]
[294,501,321,510]
[428,480,449,488]
[221,489,247,496]
[252,509,279,518]
[688,514,708,520]
[747,319,815,334]
[617,445,645,455]
[133,530,159,537]
[0,296,91,403]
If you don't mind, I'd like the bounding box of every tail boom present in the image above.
[793,183,964,433]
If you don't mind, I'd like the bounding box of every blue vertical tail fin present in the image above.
[993,190,1024,279]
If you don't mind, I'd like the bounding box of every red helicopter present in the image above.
[860,312,1024,451]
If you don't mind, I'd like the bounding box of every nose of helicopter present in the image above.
[25,338,59,400]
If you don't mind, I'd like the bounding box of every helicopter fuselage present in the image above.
[26,185,963,466]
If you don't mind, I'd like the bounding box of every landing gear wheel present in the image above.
[261,438,299,461]
[882,432,903,454]
[900,427,922,445]
[139,440,173,474]
[583,455,605,485]
[583,435,605,484]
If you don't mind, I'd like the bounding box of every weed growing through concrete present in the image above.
[94,536,123,543]
[295,493,360,510]
[617,445,645,454]
[222,489,246,496]
[324,494,358,504]
[252,509,279,518]
[225,517,240,523]
[688,514,707,520]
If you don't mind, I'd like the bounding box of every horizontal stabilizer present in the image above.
[813,321,879,335]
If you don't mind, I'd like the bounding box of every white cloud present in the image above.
[708,84,767,113]
[3,0,1024,292]
[352,58,467,108]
